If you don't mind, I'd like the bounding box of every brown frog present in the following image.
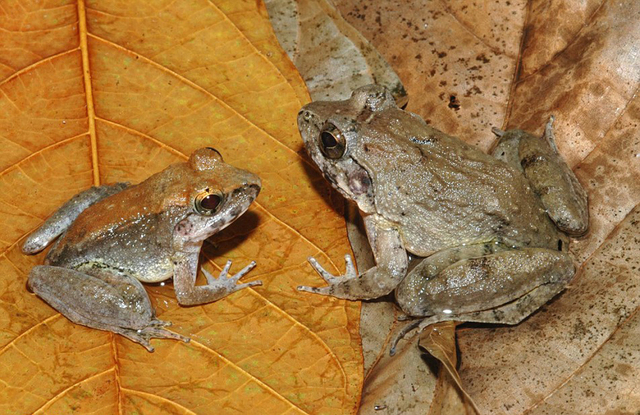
[296,85,588,354]
[22,148,262,351]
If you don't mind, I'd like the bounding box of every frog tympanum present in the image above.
[297,85,588,354]
[22,148,262,351]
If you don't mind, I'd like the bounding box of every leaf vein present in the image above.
[189,339,312,414]
[0,314,61,356]
[31,368,116,415]
[203,0,305,107]
[0,48,80,87]
[120,387,198,415]
[85,32,316,171]
[77,0,100,186]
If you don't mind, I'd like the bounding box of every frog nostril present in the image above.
[299,110,313,122]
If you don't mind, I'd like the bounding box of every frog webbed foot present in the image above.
[174,255,262,306]
[297,254,358,297]
[201,260,262,293]
[117,320,190,352]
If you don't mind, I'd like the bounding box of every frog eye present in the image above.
[194,192,223,215]
[319,123,346,159]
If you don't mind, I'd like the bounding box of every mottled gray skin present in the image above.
[22,148,262,351]
[297,85,588,353]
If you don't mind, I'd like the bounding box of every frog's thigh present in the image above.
[397,247,574,318]
[28,265,154,331]
[396,243,501,316]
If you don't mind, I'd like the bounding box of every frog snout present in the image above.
[297,110,318,135]
[298,109,313,122]
[239,173,261,201]
[297,101,341,125]
[245,182,261,199]
[243,172,261,191]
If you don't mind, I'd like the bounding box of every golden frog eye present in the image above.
[318,123,346,159]
[195,192,223,215]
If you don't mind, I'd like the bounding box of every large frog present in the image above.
[22,148,262,351]
[296,85,588,353]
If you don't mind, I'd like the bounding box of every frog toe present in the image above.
[307,257,337,283]
[297,284,331,295]
[229,261,257,282]
[119,325,190,351]
[143,326,190,343]
[238,280,262,289]
[202,261,257,286]
[150,318,172,327]
[389,317,430,356]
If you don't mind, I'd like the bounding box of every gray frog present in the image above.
[297,85,588,354]
[22,148,262,351]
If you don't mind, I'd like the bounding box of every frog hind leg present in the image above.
[27,265,189,352]
[22,183,129,255]
[491,118,589,236]
[391,245,574,355]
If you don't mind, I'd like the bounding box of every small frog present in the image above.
[297,85,588,354]
[22,148,262,351]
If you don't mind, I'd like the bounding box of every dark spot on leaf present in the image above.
[448,95,461,110]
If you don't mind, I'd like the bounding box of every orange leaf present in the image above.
[0,1,362,414]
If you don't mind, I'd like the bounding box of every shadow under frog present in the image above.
[296,85,589,354]
[22,148,262,352]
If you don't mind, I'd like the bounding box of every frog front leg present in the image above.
[391,243,574,354]
[22,183,129,254]
[27,265,188,351]
[492,117,589,236]
[298,214,408,300]
[172,250,262,306]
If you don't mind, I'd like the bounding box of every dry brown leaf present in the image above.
[418,323,477,415]
[263,0,406,104]
[357,324,436,415]
[0,1,363,414]
[330,0,640,413]
[334,0,525,150]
